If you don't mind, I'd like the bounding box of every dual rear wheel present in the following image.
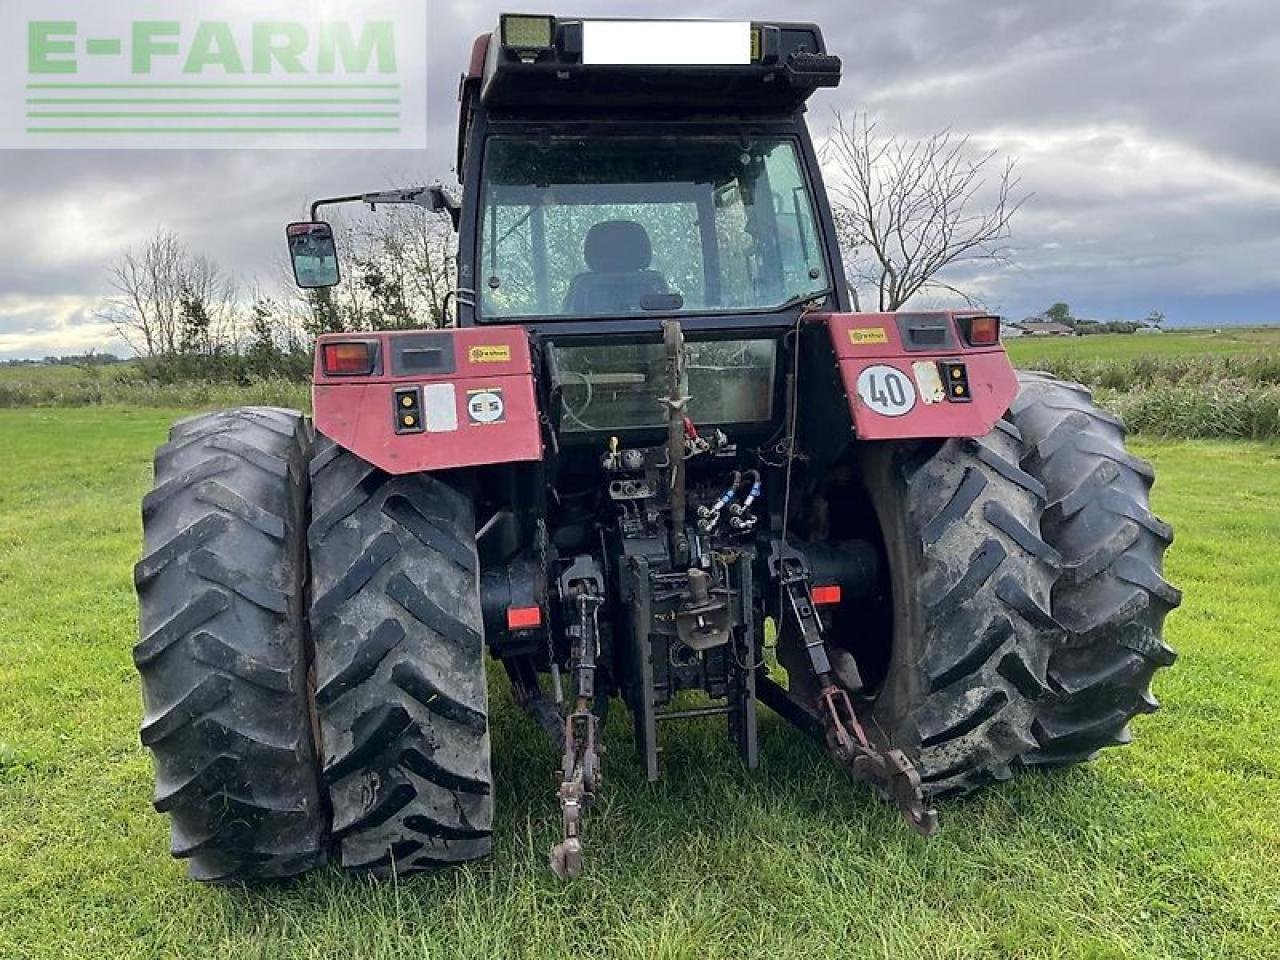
[859,372,1180,796]
[134,409,490,882]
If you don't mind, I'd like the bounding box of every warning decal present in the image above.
[469,344,512,364]
[848,327,890,346]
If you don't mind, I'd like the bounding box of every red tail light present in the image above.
[959,315,1001,346]
[321,341,376,376]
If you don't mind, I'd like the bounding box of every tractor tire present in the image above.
[308,437,492,875]
[133,407,328,883]
[1008,372,1180,765]
[860,421,1063,796]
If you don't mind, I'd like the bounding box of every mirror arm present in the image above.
[309,194,367,221]
[308,186,462,231]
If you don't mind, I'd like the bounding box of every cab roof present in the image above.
[464,16,839,111]
[455,15,841,178]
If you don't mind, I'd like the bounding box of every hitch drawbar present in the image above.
[769,543,938,836]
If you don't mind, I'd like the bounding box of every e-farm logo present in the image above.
[1,0,427,149]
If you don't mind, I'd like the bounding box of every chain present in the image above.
[549,589,603,879]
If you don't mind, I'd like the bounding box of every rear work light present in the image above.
[321,341,376,376]
[501,14,555,59]
[958,315,1001,346]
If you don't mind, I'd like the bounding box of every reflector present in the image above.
[812,584,842,606]
[507,605,543,630]
[322,341,376,376]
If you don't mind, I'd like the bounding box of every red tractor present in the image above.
[133,14,1179,882]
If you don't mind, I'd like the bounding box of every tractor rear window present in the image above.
[551,339,777,433]
[479,136,827,320]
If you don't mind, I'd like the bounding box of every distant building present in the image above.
[1014,320,1075,337]
[1135,326,1163,335]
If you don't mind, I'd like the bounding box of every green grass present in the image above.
[1005,326,1280,363]
[1,407,1278,959]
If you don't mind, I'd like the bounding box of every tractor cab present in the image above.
[473,134,829,323]
[456,15,845,330]
[294,16,848,447]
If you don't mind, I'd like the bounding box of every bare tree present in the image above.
[99,230,183,357]
[301,217,376,335]
[354,205,457,327]
[824,112,1026,311]
[100,230,238,358]
[181,250,238,354]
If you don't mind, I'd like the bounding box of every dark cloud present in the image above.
[1,0,1276,355]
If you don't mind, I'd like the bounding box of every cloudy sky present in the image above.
[2,0,1277,359]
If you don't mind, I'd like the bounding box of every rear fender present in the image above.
[312,327,543,474]
[822,312,1018,440]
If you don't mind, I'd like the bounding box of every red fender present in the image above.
[821,312,1018,440]
[312,328,543,475]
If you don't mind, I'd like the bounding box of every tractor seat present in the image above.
[563,220,669,314]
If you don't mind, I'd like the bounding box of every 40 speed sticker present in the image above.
[856,364,916,417]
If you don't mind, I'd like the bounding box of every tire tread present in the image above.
[1008,373,1180,768]
[309,437,492,876]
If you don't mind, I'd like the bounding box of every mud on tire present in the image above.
[1009,372,1180,765]
[308,437,492,875]
[861,421,1063,796]
[133,407,327,883]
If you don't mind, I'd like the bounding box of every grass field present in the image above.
[1004,326,1280,362]
[1,407,1278,959]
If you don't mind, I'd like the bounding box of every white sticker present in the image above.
[856,364,917,417]
[912,360,946,405]
[422,383,458,433]
[582,21,751,65]
[467,389,505,425]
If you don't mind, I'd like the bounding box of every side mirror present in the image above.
[287,221,340,289]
